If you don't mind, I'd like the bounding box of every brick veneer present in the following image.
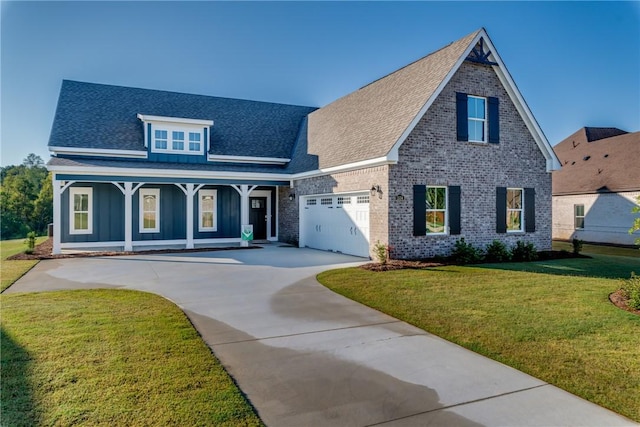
[280,60,552,260]
[388,61,552,259]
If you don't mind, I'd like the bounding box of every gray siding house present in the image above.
[48,28,560,258]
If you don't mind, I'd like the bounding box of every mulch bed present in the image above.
[609,290,640,316]
[7,238,260,261]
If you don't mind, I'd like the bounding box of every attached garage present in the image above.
[299,192,370,258]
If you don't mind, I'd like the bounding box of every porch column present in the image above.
[232,184,257,247]
[185,183,195,249]
[123,182,133,252]
[52,177,62,255]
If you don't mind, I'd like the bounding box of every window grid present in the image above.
[507,188,523,232]
[69,187,92,235]
[357,195,369,204]
[306,199,317,206]
[574,204,585,230]
[154,130,168,149]
[172,131,185,151]
[468,96,487,142]
[189,132,201,152]
[320,198,333,205]
[199,189,217,231]
[337,196,352,205]
[140,188,160,233]
[425,186,447,234]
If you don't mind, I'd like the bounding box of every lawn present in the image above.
[1,289,263,426]
[1,237,47,292]
[318,255,640,422]
[553,240,640,258]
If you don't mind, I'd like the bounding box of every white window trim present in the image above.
[468,95,487,143]
[69,187,93,235]
[574,204,585,230]
[426,185,448,235]
[139,188,160,233]
[152,124,205,156]
[507,188,524,233]
[198,189,218,232]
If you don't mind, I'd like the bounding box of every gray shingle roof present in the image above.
[552,128,639,195]
[306,30,480,169]
[49,80,317,159]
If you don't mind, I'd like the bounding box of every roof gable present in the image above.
[553,128,639,194]
[307,28,560,172]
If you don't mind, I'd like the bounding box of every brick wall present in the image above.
[388,61,552,259]
[278,166,389,257]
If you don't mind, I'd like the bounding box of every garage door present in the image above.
[300,192,370,258]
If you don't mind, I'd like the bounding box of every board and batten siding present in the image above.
[193,186,241,239]
[61,183,125,243]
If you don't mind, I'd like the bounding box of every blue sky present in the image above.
[1,1,638,167]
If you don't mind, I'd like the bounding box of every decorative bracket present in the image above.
[466,38,498,66]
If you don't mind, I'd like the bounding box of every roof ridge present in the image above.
[61,79,318,110]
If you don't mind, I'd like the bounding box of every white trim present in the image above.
[133,239,186,247]
[61,241,124,249]
[194,238,242,245]
[198,189,218,232]
[137,114,213,126]
[387,29,561,172]
[69,187,93,235]
[208,154,290,165]
[467,95,487,143]
[139,188,160,233]
[293,156,397,179]
[50,146,148,159]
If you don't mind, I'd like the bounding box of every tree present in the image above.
[0,154,49,239]
[32,173,53,234]
[631,195,640,245]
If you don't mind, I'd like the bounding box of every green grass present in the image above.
[553,240,640,258]
[318,255,640,422]
[1,289,263,426]
[1,237,46,292]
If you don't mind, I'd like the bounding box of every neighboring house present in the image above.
[552,127,640,245]
[47,28,560,258]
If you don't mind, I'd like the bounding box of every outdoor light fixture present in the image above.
[395,194,405,201]
[370,185,383,199]
[288,193,296,201]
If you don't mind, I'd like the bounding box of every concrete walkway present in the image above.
[7,245,637,426]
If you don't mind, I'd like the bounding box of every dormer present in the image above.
[137,114,213,156]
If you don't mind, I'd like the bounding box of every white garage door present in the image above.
[300,192,370,258]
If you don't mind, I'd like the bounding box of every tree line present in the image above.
[1,154,52,240]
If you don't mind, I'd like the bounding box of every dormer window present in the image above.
[138,114,213,156]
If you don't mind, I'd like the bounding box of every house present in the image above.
[47,28,560,259]
[552,127,640,246]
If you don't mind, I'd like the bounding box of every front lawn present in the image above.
[1,237,47,292]
[318,255,640,422]
[1,290,262,426]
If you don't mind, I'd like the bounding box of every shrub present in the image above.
[24,231,37,255]
[510,240,538,262]
[621,272,640,310]
[373,241,389,265]
[572,238,584,255]
[451,238,483,264]
[485,240,511,262]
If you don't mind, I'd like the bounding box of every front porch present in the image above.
[52,173,288,254]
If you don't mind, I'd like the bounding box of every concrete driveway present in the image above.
[7,245,636,426]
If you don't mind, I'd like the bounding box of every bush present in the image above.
[621,273,640,310]
[485,240,511,263]
[374,241,389,265]
[572,238,584,255]
[24,231,37,254]
[451,238,483,264]
[510,240,538,262]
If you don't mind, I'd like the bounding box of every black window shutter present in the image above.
[524,188,536,232]
[456,92,468,142]
[488,97,499,144]
[448,186,461,235]
[413,185,426,236]
[496,187,507,233]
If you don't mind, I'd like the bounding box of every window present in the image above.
[426,186,447,234]
[69,187,92,234]
[507,188,523,232]
[199,189,217,231]
[574,204,585,229]
[172,131,185,151]
[152,127,204,155]
[468,96,486,142]
[321,198,333,205]
[337,196,351,205]
[140,188,160,233]
[154,130,168,150]
[357,195,369,204]
[189,132,201,152]
[306,199,317,206]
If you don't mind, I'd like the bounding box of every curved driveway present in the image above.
[7,245,636,426]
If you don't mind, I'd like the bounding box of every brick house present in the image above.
[47,28,560,258]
